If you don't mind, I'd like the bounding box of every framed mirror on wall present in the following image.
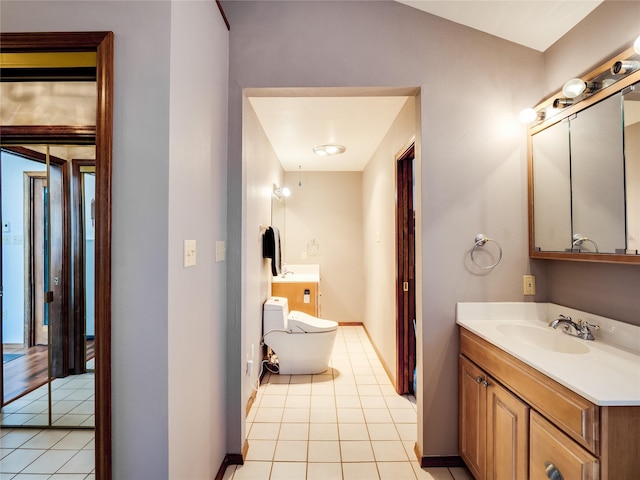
[527,40,640,264]
[0,32,113,479]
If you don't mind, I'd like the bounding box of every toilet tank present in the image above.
[263,296,289,333]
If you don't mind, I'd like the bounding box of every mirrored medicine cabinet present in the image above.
[528,43,640,264]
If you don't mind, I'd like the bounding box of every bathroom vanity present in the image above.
[271,264,319,316]
[457,303,640,480]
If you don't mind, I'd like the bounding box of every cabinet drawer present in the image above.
[530,411,599,480]
[460,328,599,454]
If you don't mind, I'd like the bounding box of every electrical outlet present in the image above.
[301,251,308,260]
[523,275,536,295]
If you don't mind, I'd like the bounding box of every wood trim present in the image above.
[0,126,96,145]
[1,33,113,480]
[338,322,363,326]
[216,1,230,31]
[599,406,640,479]
[415,442,465,467]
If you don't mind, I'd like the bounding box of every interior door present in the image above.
[396,144,416,395]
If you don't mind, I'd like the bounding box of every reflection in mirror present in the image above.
[570,93,625,254]
[532,121,571,251]
[1,145,95,428]
[625,83,640,252]
[271,184,286,263]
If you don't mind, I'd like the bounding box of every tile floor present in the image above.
[225,326,472,480]
[0,428,95,479]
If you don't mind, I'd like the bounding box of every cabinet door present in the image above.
[459,355,487,480]
[486,379,529,480]
[530,411,599,480]
[272,282,317,316]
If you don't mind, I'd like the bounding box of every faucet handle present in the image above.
[578,319,600,332]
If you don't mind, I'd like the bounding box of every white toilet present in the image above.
[263,296,338,375]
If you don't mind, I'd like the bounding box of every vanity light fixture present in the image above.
[561,78,603,98]
[553,98,574,109]
[518,107,545,124]
[611,60,640,75]
[635,34,640,55]
[273,183,291,200]
[313,144,346,156]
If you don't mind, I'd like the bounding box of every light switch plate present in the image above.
[215,241,226,262]
[184,239,197,267]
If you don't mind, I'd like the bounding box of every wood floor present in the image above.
[2,341,94,405]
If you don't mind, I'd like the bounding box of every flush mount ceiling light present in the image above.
[313,144,346,156]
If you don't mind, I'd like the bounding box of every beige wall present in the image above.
[241,99,285,422]
[362,97,416,385]
[283,171,365,323]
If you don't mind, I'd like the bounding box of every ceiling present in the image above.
[251,1,603,172]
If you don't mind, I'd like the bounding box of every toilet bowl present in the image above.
[263,296,338,374]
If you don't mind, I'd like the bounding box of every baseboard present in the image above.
[246,387,257,416]
[414,442,465,467]
[338,321,363,326]
[215,441,249,480]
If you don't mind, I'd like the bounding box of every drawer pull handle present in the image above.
[544,461,563,480]
[482,380,490,388]
[475,376,483,384]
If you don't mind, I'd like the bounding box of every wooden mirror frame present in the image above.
[527,45,640,265]
[0,32,113,479]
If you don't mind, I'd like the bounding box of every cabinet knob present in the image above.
[475,376,483,384]
[544,461,563,480]
[482,380,490,388]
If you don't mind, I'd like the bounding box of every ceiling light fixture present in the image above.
[313,144,346,156]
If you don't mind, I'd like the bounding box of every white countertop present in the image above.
[456,302,640,406]
[272,264,320,283]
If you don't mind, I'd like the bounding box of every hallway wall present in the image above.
[1,1,229,478]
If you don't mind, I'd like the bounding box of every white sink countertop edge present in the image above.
[456,302,640,406]
[272,264,320,283]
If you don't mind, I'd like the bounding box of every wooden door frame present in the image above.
[0,32,113,480]
[395,143,416,395]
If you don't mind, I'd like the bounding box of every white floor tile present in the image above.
[273,440,307,462]
[0,448,46,473]
[371,440,409,461]
[308,441,341,463]
[449,467,474,480]
[307,462,343,480]
[414,466,454,480]
[278,423,308,441]
[378,461,418,479]
[232,460,273,480]
[245,440,276,461]
[21,449,76,474]
[340,441,374,462]
[56,450,95,474]
[342,461,379,480]
[338,423,369,441]
[269,461,307,480]
[248,423,281,440]
[367,424,400,441]
[308,423,339,441]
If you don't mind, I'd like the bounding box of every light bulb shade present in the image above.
[518,108,537,123]
[313,144,346,156]
[634,35,640,55]
[562,78,587,98]
[281,187,291,197]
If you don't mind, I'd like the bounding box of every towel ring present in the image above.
[471,234,503,269]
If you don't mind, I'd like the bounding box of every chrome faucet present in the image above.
[549,314,599,340]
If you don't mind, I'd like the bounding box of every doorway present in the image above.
[0,31,113,480]
[396,143,416,395]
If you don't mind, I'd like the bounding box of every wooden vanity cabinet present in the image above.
[272,282,318,316]
[459,327,640,480]
[459,355,529,480]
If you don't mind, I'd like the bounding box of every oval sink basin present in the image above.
[497,324,590,354]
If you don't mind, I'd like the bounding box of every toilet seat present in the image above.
[288,311,338,333]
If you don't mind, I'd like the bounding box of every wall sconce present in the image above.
[518,107,545,124]
[273,183,291,200]
[313,144,346,156]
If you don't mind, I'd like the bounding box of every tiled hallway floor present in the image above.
[0,428,95,479]
[225,326,472,480]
